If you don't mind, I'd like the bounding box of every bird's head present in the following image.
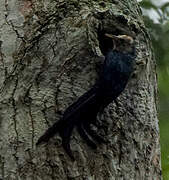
[105,34,134,54]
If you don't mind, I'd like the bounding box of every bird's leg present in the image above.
[82,118,106,143]
[76,122,97,148]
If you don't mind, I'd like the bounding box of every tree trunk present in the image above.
[0,0,161,179]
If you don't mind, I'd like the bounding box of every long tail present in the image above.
[36,86,99,145]
[36,121,62,145]
[36,85,102,160]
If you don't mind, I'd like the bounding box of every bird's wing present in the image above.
[63,85,100,120]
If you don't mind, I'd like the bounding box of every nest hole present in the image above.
[98,30,114,55]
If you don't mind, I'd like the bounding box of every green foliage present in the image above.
[139,0,169,179]
[140,0,158,9]
[159,111,169,180]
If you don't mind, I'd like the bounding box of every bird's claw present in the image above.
[37,117,105,161]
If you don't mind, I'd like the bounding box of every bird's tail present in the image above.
[36,121,62,145]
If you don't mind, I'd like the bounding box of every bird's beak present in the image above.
[105,33,118,39]
[105,34,134,44]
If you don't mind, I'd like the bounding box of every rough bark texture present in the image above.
[0,0,161,179]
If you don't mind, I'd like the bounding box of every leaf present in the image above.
[161,2,169,12]
[139,0,158,10]
[162,21,169,33]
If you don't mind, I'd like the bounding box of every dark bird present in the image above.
[36,33,136,160]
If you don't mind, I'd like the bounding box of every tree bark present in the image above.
[0,0,161,179]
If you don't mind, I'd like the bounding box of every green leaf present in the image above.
[161,2,169,12]
[162,21,169,33]
[139,0,158,10]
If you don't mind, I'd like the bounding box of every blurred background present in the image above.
[139,0,169,179]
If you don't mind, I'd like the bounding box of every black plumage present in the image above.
[36,34,136,160]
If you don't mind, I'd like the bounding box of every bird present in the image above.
[36,33,136,160]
